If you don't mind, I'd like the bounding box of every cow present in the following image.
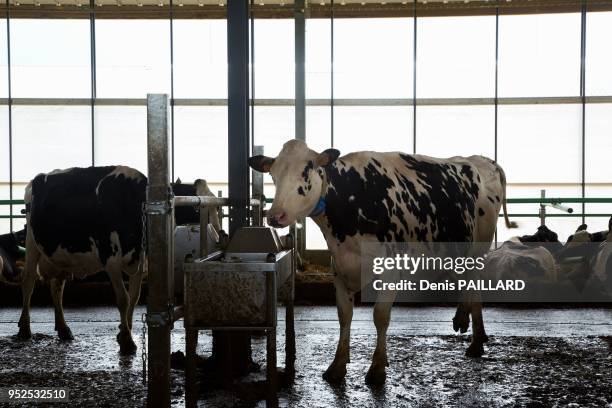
[248,139,517,384]
[15,166,219,355]
[0,229,26,284]
[514,225,564,255]
[488,241,558,284]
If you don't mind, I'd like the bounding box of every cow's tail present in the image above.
[498,165,518,229]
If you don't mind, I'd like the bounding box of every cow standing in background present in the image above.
[249,139,517,384]
[15,166,219,355]
[0,229,26,284]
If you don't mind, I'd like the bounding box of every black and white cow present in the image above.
[0,229,26,284]
[16,166,219,354]
[248,140,517,384]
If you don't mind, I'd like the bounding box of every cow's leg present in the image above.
[126,269,143,332]
[322,277,354,383]
[466,301,488,358]
[107,264,136,355]
[366,290,395,385]
[50,278,73,341]
[17,233,40,340]
[453,302,471,334]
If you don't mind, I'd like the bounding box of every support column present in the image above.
[146,94,173,408]
[295,0,307,257]
[211,0,254,379]
[228,0,250,236]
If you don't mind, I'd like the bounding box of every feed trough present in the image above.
[183,226,296,406]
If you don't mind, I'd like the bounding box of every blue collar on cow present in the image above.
[309,197,326,217]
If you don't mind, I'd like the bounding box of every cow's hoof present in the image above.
[117,332,137,355]
[453,309,470,334]
[322,364,347,383]
[365,365,386,386]
[57,326,74,341]
[16,327,32,340]
[465,342,484,358]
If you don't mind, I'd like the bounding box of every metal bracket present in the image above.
[145,200,173,215]
[146,311,172,328]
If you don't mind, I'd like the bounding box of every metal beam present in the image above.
[4,96,612,106]
[145,94,173,408]
[227,0,250,236]
[295,0,306,257]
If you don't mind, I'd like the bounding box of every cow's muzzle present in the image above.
[267,210,288,228]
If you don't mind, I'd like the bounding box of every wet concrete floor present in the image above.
[1,306,611,407]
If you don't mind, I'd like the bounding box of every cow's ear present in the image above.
[315,148,341,167]
[248,155,275,173]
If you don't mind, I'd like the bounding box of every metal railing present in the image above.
[2,197,611,221]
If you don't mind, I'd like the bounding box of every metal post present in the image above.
[295,0,307,258]
[265,269,278,407]
[216,0,254,383]
[539,189,546,226]
[146,94,173,408]
[251,145,264,226]
[228,0,250,236]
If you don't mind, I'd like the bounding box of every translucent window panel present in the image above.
[0,106,8,184]
[0,20,7,97]
[334,106,413,154]
[12,106,91,182]
[173,106,228,183]
[497,104,581,184]
[334,18,413,98]
[497,184,582,243]
[0,106,9,226]
[498,13,581,97]
[173,20,227,98]
[254,106,294,200]
[306,217,327,250]
[586,12,612,96]
[305,106,332,152]
[585,185,612,233]
[94,106,147,173]
[253,106,295,158]
[254,20,294,99]
[305,19,331,99]
[417,16,495,98]
[585,104,612,184]
[11,182,27,230]
[416,105,494,158]
[10,20,90,98]
[96,21,170,98]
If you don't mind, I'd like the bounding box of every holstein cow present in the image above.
[16,166,219,354]
[248,139,517,384]
[0,229,26,284]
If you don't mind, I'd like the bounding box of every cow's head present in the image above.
[248,140,340,228]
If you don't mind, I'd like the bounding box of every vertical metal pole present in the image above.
[170,0,176,180]
[412,0,417,154]
[295,0,307,257]
[250,0,255,156]
[265,269,278,407]
[89,0,96,166]
[539,189,546,227]
[251,145,264,226]
[580,1,586,224]
[228,0,250,236]
[295,0,305,143]
[6,0,13,231]
[330,0,334,148]
[146,94,173,408]
[494,4,499,246]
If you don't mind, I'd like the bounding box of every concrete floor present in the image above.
[0,306,611,407]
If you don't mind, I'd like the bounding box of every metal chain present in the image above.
[141,312,147,385]
[139,203,148,386]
